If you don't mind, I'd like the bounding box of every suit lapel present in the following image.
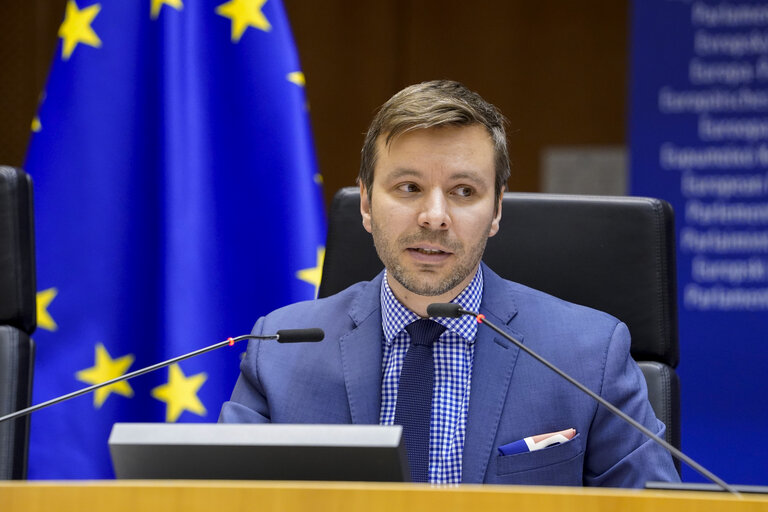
[462,264,522,483]
[338,273,384,424]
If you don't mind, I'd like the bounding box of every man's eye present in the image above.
[397,183,420,193]
[454,186,474,197]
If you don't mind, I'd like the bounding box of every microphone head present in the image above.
[276,328,325,343]
[427,303,463,318]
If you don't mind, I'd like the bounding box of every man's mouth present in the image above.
[412,248,447,255]
[405,244,454,262]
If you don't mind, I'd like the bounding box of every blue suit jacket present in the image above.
[220,264,680,487]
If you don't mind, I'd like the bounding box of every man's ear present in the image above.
[488,187,504,238]
[360,182,372,233]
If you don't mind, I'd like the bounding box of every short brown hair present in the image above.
[359,80,510,203]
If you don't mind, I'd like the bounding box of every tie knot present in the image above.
[405,319,446,347]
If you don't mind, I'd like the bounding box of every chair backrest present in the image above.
[0,166,36,479]
[319,188,681,452]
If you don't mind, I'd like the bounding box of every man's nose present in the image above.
[417,189,451,230]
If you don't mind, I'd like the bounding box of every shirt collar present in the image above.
[380,266,483,345]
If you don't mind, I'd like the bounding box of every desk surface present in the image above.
[2,481,767,512]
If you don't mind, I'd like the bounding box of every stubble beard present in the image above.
[370,217,491,297]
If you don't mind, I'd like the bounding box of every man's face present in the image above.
[360,124,502,302]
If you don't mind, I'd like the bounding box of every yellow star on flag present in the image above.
[151,363,207,422]
[76,343,135,408]
[31,116,42,133]
[296,246,325,296]
[216,0,271,42]
[58,1,102,61]
[287,71,305,87]
[36,287,58,331]
[151,0,183,20]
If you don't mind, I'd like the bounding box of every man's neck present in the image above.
[385,267,480,318]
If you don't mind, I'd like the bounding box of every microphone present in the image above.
[276,328,324,343]
[427,303,738,495]
[426,303,463,318]
[0,328,324,425]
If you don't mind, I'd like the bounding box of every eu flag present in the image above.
[24,0,325,478]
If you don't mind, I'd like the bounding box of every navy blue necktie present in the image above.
[394,319,446,483]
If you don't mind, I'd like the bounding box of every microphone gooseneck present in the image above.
[0,329,325,425]
[427,302,738,495]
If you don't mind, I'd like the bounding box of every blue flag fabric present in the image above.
[24,0,325,479]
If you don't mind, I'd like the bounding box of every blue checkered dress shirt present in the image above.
[379,267,483,484]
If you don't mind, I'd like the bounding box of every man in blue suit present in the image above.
[220,80,680,487]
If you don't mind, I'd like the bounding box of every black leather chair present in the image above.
[319,188,681,458]
[0,166,36,479]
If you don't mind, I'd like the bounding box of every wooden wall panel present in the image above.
[286,0,629,202]
[0,1,65,168]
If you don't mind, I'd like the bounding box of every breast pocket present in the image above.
[494,433,584,486]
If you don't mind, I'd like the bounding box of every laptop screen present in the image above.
[109,423,409,482]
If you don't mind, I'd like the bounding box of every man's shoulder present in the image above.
[513,280,617,321]
[483,265,622,335]
[260,274,382,328]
